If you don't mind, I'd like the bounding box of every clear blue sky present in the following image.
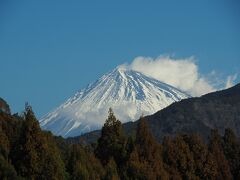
[0,0,239,118]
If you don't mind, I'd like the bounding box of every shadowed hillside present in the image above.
[69,83,240,144]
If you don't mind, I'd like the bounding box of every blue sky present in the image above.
[0,0,239,118]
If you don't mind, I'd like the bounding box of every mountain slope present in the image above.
[69,83,240,144]
[143,83,240,141]
[40,66,189,137]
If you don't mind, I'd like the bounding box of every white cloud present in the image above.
[123,55,236,96]
[225,74,238,88]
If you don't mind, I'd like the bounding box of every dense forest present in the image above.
[1,100,240,179]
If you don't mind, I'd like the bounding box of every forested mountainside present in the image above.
[1,103,240,179]
[142,83,240,141]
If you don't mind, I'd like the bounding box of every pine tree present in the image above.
[104,158,120,180]
[67,144,105,180]
[208,129,232,180]
[95,108,127,166]
[12,105,66,179]
[127,117,169,179]
[0,155,18,180]
[163,135,195,179]
[182,134,207,178]
[202,152,218,179]
[0,126,18,179]
[162,137,182,179]
[182,134,220,179]
[222,128,240,179]
[0,126,9,161]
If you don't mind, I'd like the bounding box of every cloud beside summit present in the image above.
[122,56,237,96]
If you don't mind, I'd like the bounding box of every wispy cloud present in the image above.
[123,55,237,96]
[225,74,238,89]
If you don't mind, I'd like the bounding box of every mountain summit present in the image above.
[40,67,189,137]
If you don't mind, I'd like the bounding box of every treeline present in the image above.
[0,106,240,180]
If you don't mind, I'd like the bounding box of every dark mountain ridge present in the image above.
[68,83,240,144]
[142,83,240,141]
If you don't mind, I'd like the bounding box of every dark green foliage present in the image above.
[95,108,127,166]
[222,128,240,179]
[163,135,195,179]
[13,106,46,178]
[208,129,232,180]
[10,105,67,179]
[0,155,18,180]
[104,158,120,180]
[181,134,215,179]
[127,117,169,180]
[0,98,240,180]
[0,126,10,160]
[67,144,105,180]
[0,126,18,179]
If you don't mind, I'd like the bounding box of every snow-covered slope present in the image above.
[40,66,190,137]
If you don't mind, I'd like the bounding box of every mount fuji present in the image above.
[40,66,190,137]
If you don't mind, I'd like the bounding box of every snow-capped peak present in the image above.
[40,67,190,137]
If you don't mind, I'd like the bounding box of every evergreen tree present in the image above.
[163,135,195,179]
[182,134,219,179]
[222,128,240,179]
[0,126,9,161]
[67,144,105,180]
[0,126,18,179]
[202,152,218,179]
[208,129,232,180]
[0,155,18,180]
[127,117,169,179]
[182,134,206,178]
[2,98,240,179]
[95,108,127,166]
[42,132,69,179]
[104,158,120,180]
[12,105,66,179]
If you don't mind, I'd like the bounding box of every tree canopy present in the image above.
[0,104,240,180]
